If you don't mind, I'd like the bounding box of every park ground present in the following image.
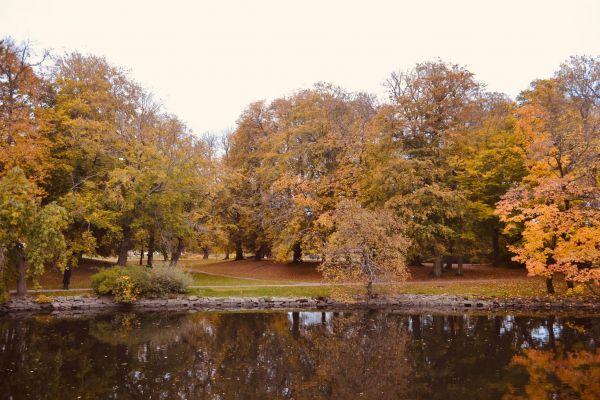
[15,256,589,300]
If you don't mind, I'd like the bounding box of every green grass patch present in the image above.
[191,272,286,286]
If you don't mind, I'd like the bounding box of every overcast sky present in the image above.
[3,0,600,135]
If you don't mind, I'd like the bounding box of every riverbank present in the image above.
[1,293,599,314]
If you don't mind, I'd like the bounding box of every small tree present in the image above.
[319,200,410,299]
[0,168,68,297]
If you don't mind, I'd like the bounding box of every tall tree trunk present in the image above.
[169,238,184,268]
[117,226,132,266]
[139,245,144,265]
[234,239,244,261]
[146,231,155,268]
[292,242,302,263]
[492,227,500,266]
[546,276,555,294]
[457,256,464,276]
[15,244,27,296]
[433,255,442,278]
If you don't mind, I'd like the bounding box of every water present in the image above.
[1,310,599,400]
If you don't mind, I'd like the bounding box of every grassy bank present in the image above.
[11,257,596,301]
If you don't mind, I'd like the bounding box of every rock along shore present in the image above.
[1,294,599,314]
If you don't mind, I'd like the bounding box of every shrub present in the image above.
[91,265,193,303]
[146,267,193,297]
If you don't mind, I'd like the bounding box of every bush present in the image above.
[113,275,139,304]
[91,266,193,303]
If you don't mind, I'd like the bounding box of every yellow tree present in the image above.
[319,199,410,298]
[362,61,481,276]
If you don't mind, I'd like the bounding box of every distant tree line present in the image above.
[0,36,598,297]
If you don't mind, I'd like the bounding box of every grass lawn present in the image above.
[190,272,288,286]
[11,256,595,301]
[188,285,333,298]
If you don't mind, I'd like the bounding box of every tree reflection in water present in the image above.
[1,311,599,399]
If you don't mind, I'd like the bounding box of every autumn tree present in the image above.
[362,61,481,276]
[496,56,600,294]
[229,85,376,262]
[319,199,410,298]
[0,38,50,182]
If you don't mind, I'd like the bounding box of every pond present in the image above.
[1,310,599,399]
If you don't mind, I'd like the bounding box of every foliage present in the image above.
[113,275,140,304]
[33,294,53,304]
[496,56,600,291]
[91,266,193,302]
[1,34,599,297]
[0,167,68,296]
[319,200,410,298]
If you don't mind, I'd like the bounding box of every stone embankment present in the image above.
[1,294,599,314]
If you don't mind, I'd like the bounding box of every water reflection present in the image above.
[1,311,599,399]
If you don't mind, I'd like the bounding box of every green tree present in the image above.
[0,168,68,297]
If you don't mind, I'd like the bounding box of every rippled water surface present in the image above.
[1,310,600,399]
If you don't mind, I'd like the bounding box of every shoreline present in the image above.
[1,294,599,315]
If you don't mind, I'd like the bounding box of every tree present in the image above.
[496,56,600,294]
[0,168,68,296]
[449,93,527,265]
[318,199,410,298]
[0,38,50,182]
[362,61,481,275]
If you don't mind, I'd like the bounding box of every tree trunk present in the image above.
[234,239,244,261]
[411,255,425,267]
[224,246,230,260]
[202,248,209,259]
[15,244,27,296]
[254,244,266,261]
[169,238,184,268]
[292,242,302,263]
[492,227,500,266]
[366,279,374,299]
[117,226,132,266]
[445,257,452,270]
[566,281,574,289]
[162,250,169,262]
[433,255,442,278]
[457,256,464,276]
[139,245,144,265]
[146,231,155,268]
[546,276,555,294]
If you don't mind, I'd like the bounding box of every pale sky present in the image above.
[3,0,600,135]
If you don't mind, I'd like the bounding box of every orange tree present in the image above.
[496,56,600,294]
